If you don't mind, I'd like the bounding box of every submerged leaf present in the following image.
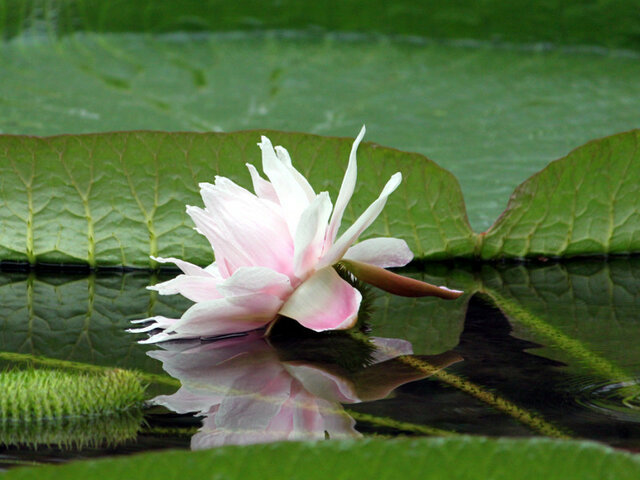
[0,271,463,370]
[0,272,189,373]
[482,258,640,376]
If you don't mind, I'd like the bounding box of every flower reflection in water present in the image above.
[149,326,461,448]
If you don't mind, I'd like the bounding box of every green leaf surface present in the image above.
[2,33,640,231]
[2,128,639,265]
[5,436,640,480]
[0,131,475,266]
[482,131,640,259]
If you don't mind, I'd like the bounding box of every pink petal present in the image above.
[292,192,333,279]
[369,337,414,363]
[341,259,464,299]
[216,370,292,430]
[188,178,294,277]
[149,335,283,396]
[186,206,244,277]
[202,179,294,272]
[217,266,292,299]
[153,387,219,414]
[246,163,279,204]
[343,237,413,268]
[318,172,402,268]
[284,364,360,403]
[325,125,366,247]
[278,267,361,332]
[298,397,358,439]
[147,274,223,303]
[141,294,283,343]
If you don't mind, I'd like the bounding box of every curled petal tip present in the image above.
[341,259,464,299]
[258,135,272,146]
[437,286,464,298]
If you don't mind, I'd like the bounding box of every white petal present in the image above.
[161,293,283,339]
[147,274,222,303]
[128,316,177,334]
[204,263,224,279]
[278,267,361,332]
[217,266,293,299]
[318,172,402,268]
[151,256,209,277]
[258,136,313,237]
[202,180,294,272]
[325,125,366,246]
[343,237,413,268]
[274,145,293,167]
[275,145,316,201]
[292,192,333,279]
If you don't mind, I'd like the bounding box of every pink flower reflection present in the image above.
[149,332,461,448]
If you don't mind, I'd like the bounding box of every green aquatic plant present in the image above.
[0,368,146,448]
[0,411,143,449]
[0,368,146,420]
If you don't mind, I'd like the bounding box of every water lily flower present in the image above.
[130,127,462,343]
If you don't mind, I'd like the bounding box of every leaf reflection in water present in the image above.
[149,330,461,448]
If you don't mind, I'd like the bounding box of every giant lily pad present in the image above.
[4,436,640,480]
[1,128,639,266]
[0,131,476,267]
[2,31,640,231]
[481,130,640,259]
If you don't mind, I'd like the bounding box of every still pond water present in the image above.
[1,257,639,469]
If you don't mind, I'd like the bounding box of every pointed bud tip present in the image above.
[342,259,463,299]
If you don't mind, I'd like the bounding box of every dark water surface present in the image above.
[1,258,639,469]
